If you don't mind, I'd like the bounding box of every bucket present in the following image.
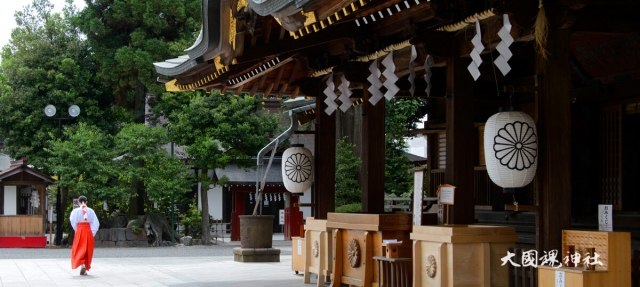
[239,215,274,248]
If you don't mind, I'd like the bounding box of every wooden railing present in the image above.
[508,247,538,287]
[474,167,492,207]
[429,169,445,197]
[0,215,43,236]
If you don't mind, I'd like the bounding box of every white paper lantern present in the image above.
[282,144,313,193]
[484,111,538,190]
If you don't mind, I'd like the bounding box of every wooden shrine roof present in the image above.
[154,0,640,110]
[0,159,55,186]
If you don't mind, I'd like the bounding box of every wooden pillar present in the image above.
[361,85,386,213]
[535,26,572,252]
[444,56,475,224]
[231,190,245,241]
[315,86,336,219]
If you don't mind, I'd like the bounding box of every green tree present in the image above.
[165,92,279,245]
[72,0,201,123]
[335,137,361,207]
[113,123,191,227]
[0,0,121,169]
[46,123,121,203]
[384,98,427,197]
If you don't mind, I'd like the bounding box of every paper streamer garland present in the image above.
[424,55,433,97]
[382,51,400,100]
[338,75,353,112]
[495,14,514,76]
[323,74,339,115]
[467,17,484,81]
[367,59,384,105]
[408,45,417,96]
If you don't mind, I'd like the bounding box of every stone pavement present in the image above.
[0,255,312,287]
[0,238,321,287]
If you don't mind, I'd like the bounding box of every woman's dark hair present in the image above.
[78,196,87,203]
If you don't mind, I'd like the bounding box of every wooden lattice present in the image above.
[601,105,622,210]
[562,230,609,271]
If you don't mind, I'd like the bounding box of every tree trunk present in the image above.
[201,169,211,245]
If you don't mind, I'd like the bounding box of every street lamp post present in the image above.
[44,104,80,246]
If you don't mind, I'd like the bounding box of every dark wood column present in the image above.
[361,85,386,213]
[445,56,475,224]
[536,26,572,252]
[314,87,336,219]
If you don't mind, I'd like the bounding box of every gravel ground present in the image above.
[0,241,293,259]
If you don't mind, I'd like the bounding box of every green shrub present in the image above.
[179,201,203,239]
[131,226,142,234]
[335,203,362,213]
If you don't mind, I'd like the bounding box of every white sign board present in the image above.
[598,204,613,231]
[297,239,302,255]
[48,206,53,223]
[555,270,565,287]
[413,168,425,226]
[279,209,285,225]
[439,185,455,205]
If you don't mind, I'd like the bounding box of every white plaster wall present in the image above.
[298,188,312,222]
[4,186,17,215]
[197,183,223,220]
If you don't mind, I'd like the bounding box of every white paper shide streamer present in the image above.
[467,17,484,81]
[408,45,417,96]
[338,75,353,112]
[424,55,433,96]
[367,59,384,105]
[323,74,339,115]
[382,51,399,100]
[495,14,514,76]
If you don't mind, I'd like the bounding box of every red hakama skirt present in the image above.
[71,222,94,270]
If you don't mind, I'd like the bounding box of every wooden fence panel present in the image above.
[0,215,43,236]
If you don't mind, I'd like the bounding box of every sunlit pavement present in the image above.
[0,236,319,287]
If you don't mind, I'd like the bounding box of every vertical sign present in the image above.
[48,205,53,223]
[555,270,565,287]
[279,209,285,225]
[413,167,425,226]
[297,238,302,255]
[599,204,613,231]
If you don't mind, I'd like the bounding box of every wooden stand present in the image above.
[303,217,332,286]
[292,236,305,275]
[538,230,631,287]
[328,212,413,287]
[411,225,518,287]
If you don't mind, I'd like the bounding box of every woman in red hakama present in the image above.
[70,196,100,275]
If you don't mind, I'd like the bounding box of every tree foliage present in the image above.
[384,98,427,197]
[72,0,201,122]
[0,0,122,170]
[154,91,280,244]
[335,137,362,207]
[113,123,191,205]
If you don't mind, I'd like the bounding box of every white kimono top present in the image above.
[70,206,100,236]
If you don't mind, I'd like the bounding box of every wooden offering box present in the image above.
[538,230,631,287]
[411,225,518,287]
[303,217,333,286]
[327,212,413,287]
[291,236,305,275]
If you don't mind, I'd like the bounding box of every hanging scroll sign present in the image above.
[412,167,426,226]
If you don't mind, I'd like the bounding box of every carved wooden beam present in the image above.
[236,22,356,64]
